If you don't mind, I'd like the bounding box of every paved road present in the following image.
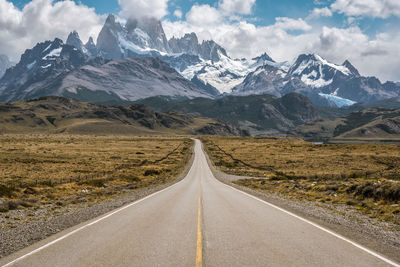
[1,139,398,267]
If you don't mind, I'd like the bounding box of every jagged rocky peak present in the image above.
[84,37,98,57]
[96,14,125,59]
[13,37,86,73]
[126,16,170,53]
[183,32,199,43]
[66,31,84,51]
[342,60,360,77]
[97,14,171,58]
[17,38,63,69]
[85,37,95,47]
[104,14,122,30]
[289,53,353,79]
[168,32,200,55]
[253,53,275,63]
[95,13,229,62]
[198,40,228,62]
[168,32,227,61]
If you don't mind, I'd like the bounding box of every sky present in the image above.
[1,0,400,82]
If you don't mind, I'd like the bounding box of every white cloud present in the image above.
[118,0,169,19]
[311,26,400,82]
[173,9,182,19]
[274,17,312,31]
[163,17,313,61]
[0,0,104,61]
[331,0,400,18]
[186,4,223,26]
[307,7,333,19]
[219,0,256,15]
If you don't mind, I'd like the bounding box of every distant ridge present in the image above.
[0,96,248,136]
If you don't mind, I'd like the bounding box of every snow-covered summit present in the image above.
[288,54,354,88]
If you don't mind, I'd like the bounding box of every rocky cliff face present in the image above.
[84,37,98,57]
[96,14,126,59]
[0,38,87,102]
[66,31,85,53]
[0,47,218,103]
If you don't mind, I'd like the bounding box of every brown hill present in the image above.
[0,96,248,136]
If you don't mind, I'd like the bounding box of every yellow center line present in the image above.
[196,195,203,267]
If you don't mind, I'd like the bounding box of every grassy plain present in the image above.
[0,135,193,213]
[202,137,400,224]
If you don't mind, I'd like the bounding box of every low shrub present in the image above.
[350,182,400,202]
[0,184,15,197]
[121,175,140,182]
[144,169,161,176]
[78,179,106,188]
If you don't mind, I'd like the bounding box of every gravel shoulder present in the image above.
[202,143,400,263]
[0,147,195,259]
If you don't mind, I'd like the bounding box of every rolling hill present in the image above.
[291,108,400,142]
[0,96,248,136]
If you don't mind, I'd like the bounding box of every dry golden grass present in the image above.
[202,137,400,224]
[0,135,193,212]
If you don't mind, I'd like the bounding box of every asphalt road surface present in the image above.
[1,139,398,267]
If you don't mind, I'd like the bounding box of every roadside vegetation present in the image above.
[0,135,193,217]
[202,137,400,224]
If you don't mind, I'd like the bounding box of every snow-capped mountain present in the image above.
[0,37,217,102]
[232,53,400,107]
[96,14,170,59]
[92,14,286,94]
[63,16,400,104]
[59,57,219,101]
[0,55,14,79]
[288,54,398,103]
[164,51,288,94]
[231,63,335,107]
[0,38,87,102]
[232,64,303,97]
[1,13,400,107]
[288,54,353,88]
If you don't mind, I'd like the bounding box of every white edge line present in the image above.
[216,178,400,267]
[2,166,192,267]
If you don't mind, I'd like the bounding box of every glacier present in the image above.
[318,93,356,107]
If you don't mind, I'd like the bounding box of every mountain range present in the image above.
[0,37,217,103]
[135,93,324,136]
[0,14,399,108]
